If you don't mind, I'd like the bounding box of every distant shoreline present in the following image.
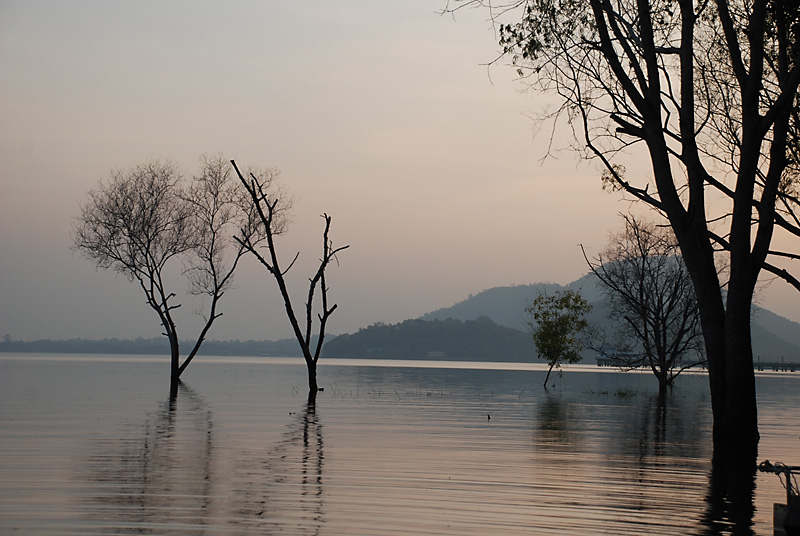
[0,337,305,357]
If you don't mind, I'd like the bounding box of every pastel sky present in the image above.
[2,1,797,342]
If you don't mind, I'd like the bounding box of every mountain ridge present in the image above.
[420,274,800,362]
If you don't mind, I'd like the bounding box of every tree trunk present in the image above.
[306,389,318,412]
[689,269,758,451]
[168,378,179,403]
[672,227,729,438]
[657,371,668,398]
[543,363,554,388]
[169,332,180,388]
[721,287,759,444]
[306,359,318,393]
[697,308,729,438]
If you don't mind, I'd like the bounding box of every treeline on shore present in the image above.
[0,336,305,357]
[2,316,536,362]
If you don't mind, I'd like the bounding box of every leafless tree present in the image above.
[177,155,277,375]
[584,215,705,395]
[444,0,800,444]
[231,160,348,398]
[73,157,269,386]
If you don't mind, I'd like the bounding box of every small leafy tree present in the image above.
[525,290,592,387]
[231,160,348,399]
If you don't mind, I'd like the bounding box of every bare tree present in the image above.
[177,155,274,375]
[445,0,800,444]
[73,157,267,386]
[231,160,348,399]
[584,215,705,395]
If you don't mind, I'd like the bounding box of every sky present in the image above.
[1,1,798,343]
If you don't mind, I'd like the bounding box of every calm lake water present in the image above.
[0,353,797,535]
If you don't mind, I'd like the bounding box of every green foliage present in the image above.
[499,0,595,64]
[525,290,592,372]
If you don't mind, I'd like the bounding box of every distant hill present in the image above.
[321,316,532,361]
[752,305,800,349]
[420,274,606,328]
[420,283,564,332]
[420,273,800,363]
[5,273,796,363]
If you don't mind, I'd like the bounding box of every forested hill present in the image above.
[321,317,532,362]
[419,274,800,362]
[419,275,604,330]
[420,282,564,331]
[4,274,797,363]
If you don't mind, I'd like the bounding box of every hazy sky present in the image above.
[2,1,798,342]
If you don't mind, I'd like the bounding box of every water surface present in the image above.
[0,354,797,535]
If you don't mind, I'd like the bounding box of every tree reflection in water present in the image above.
[83,385,325,534]
[635,392,706,461]
[526,385,759,533]
[632,392,757,534]
[534,393,581,450]
[698,443,757,536]
[234,392,324,535]
[72,366,764,534]
[84,381,215,531]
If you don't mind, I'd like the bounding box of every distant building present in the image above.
[595,347,642,367]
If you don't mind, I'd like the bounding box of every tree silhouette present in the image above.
[446,0,800,443]
[73,156,271,386]
[231,160,348,397]
[584,215,705,395]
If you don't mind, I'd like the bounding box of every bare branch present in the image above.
[232,161,349,393]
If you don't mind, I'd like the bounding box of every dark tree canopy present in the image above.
[447,0,800,442]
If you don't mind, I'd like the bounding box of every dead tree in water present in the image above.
[584,215,705,395]
[231,160,348,397]
[73,156,267,387]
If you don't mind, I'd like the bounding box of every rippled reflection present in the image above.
[232,393,325,535]
[1,356,796,535]
[77,381,327,534]
[524,386,715,534]
[534,393,580,449]
[698,443,758,536]
[83,381,215,532]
